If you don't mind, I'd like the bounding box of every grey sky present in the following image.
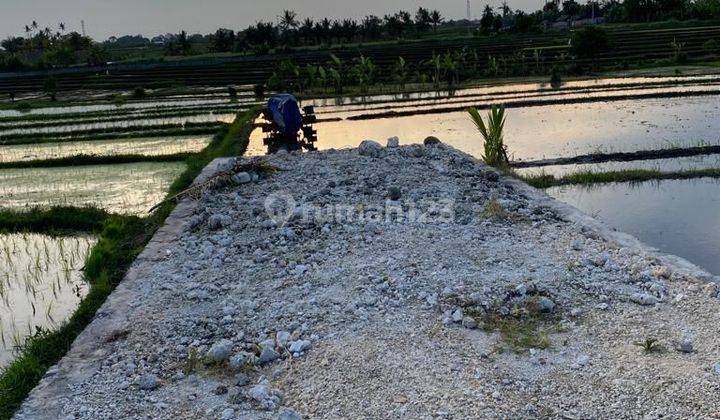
[1,0,542,41]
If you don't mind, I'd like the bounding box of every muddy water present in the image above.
[548,179,720,275]
[0,233,95,367]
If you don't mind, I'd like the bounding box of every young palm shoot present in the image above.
[468,105,509,168]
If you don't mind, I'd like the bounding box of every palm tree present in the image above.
[280,10,298,31]
[430,10,443,31]
[468,106,509,168]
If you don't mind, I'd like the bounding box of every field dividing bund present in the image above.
[0,99,259,418]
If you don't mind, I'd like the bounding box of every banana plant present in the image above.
[442,51,461,87]
[352,55,376,93]
[392,56,409,91]
[426,52,442,89]
[317,66,328,92]
[328,54,345,93]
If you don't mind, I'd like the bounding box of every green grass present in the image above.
[0,107,259,418]
[523,167,720,189]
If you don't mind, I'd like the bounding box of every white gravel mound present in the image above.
[15,143,720,419]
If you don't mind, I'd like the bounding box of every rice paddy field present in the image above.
[0,85,259,367]
[0,233,95,367]
[3,68,720,375]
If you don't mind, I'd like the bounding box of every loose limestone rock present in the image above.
[358,140,383,157]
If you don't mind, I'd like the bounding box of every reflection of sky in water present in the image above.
[0,234,95,367]
[516,155,720,178]
[0,162,185,215]
[251,95,720,161]
[548,178,720,275]
[0,136,213,163]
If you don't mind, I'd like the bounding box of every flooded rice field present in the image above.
[0,114,234,137]
[250,95,720,161]
[549,179,720,275]
[0,233,95,367]
[0,135,213,163]
[0,162,185,214]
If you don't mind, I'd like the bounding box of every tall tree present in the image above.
[280,10,299,31]
[430,10,444,31]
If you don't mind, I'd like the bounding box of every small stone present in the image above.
[571,239,584,251]
[451,308,464,323]
[278,409,302,420]
[232,172,252,184]
[537,297,556,313]
[485,171,499,182]
[630,292,658,306]
[235,373,250,387]
[138,374,160,391]
[575,355,590,368]
[229,352,250,370]
[207,339,234,362]
[358,140,383,158]
[247,383,281,411]
[220,408,235,420]
[276,331,291,348]
[213,385,229,395]
[461,316,478,329]
[424,136,441,145]
[386,136,400,148]
[258,346,280,365]
[514,283,528,296]
[678,339,694,354]
[207,214,232,230]
[387,187,402,201]
[714,362,720,375]
[288,340,311,353]
[703,282,718,297]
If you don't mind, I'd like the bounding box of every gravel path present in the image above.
[15,141,720,419]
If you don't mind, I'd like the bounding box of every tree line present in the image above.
[0,21,107,71]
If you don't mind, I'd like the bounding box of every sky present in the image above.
[1,0,542,41]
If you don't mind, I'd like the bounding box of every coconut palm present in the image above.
[468,106,509,167]
[280,10,298,31]
[430,10,443,31]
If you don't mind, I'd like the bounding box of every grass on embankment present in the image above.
[523,167,720,189]
[0,107,259,419]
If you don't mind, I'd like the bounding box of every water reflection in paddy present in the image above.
[548,178,720,275]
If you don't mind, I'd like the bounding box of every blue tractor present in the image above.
[261,94,318,153]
